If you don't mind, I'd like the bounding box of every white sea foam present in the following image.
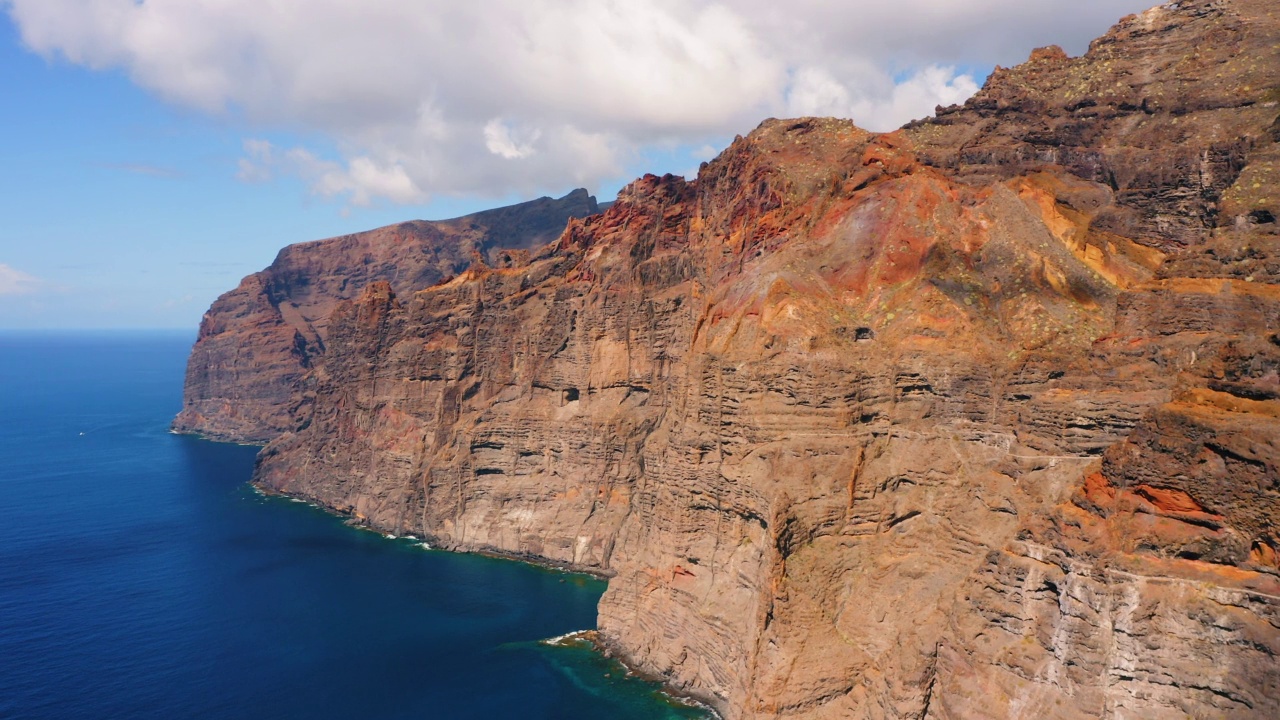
[659,690,722,718]
[416,542,432,550]
[541,629,590,646]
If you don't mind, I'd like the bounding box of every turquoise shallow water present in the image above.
[0,331,707,720]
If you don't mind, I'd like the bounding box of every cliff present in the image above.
[190,0,1278,716]
[173,188,601,442]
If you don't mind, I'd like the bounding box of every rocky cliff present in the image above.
[190,1,1279,716]
[173,188,601,442]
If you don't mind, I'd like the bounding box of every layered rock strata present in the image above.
[189,1,1279,717]
[174,189,601,442]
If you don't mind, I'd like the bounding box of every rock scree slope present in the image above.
[182,1,1280,717]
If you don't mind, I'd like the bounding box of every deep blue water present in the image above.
[0,331,705,720]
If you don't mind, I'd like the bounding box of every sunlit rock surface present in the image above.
[186,1,1279,716]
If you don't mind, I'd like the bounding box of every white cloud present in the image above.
[4,0,1157,204]
[787,65,981,129]
[235,139,426,206]
[484,119,540,160]
[333,157,425,206]
[0,263,41,295]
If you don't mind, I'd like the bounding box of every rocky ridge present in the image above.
[188,1,1278,717]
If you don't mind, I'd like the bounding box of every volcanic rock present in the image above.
[187,1,1280,717]
[173,189,601,442]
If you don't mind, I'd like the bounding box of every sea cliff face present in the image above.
[187,1,1279,717]
[173,189,601,443]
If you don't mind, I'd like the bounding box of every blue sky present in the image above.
[0,0,1155,330]
[0,9,738,330]
[0,14,672,330]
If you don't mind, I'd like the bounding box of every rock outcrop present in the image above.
[187,1,1280,717]
[173,189,602,442]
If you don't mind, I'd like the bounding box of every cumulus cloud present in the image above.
[0,263,41,295]
[785,65,980,131]
[484,119,541,160]
[5,0,1156,204]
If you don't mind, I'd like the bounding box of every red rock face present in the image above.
[197,0,1280,716]
[173,189,601,442]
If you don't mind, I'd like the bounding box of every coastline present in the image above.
[587,633,726,719]
[168,426,270,448]
[244,474,724,715]
[239,471,725,716]
[247,479,617,580]
[5,330,659,720]
[544,631,725,720]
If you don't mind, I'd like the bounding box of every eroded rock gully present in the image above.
[189,1,1280,716]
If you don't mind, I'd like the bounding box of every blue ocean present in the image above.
[0,331,706,720]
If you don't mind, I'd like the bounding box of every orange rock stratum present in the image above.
[180,1,1280,717]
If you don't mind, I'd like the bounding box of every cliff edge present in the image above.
[189,1,1279,717]
[173,188,601,442]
